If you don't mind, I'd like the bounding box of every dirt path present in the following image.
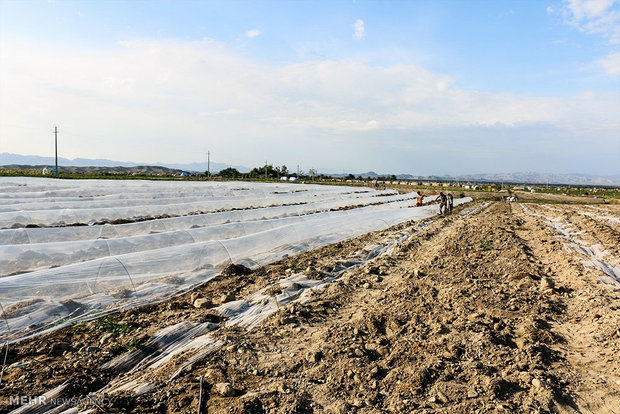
[2,201,620,414]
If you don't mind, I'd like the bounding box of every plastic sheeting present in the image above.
[0,196,425,276]
[0,190,399,229]
[0,177,370,199]
[0,177,470,342]
[0,187,390,212]
[0,177,399,228]
[0,191,412,244]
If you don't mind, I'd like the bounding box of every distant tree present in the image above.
[390,175,397,181]
[217,167,241,178]
[249,164,280,179]
[346,173,356,180]
[356,175,363,181]
[280,165,289,176]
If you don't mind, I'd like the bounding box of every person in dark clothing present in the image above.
[436,192,447,215]
[447,193,454,213]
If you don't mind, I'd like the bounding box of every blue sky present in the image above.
[1,0,619,175]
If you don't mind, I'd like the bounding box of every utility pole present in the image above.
[265,161,268,180]
[297,164,300,176]
[54,126,58,176]
[207,151,210,178]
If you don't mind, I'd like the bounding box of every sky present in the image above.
[0,0,619,176]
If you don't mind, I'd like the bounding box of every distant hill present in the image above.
[329,171,620,186]
[1,153,618,186]
[456,172,620,186]
[0,153,249,174]
[0,164,186,176]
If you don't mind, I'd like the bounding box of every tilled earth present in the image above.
[1,201,620,413]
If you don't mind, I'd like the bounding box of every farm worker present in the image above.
[436,192,447,215]
[447,193,454,213]
[416,192,425,207]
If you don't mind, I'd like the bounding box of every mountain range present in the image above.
[1,153,618,186]
[0,153,248,174]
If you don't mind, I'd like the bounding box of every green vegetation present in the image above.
[216,167,242,178]
[479,240,494,251]
[288,263,306,273]
[70,324,91,334]
[96,315,134,334]
[70,315,135,335]
[126,337,144,349]
[528,186,620,199]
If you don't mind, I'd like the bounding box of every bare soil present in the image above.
[2,201,620,413]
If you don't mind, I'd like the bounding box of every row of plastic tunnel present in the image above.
[0,177,471,342]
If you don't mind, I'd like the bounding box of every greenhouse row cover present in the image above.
[0,198,471,343]
[0,188,398,229]
[0,177,367,199]
[0,178,470,343]
[0,191,415,245]
[0,185,389,212]
[0,194,428,276]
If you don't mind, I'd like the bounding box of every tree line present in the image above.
[210,165,397,182]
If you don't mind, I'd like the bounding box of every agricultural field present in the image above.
[1,178,619,413]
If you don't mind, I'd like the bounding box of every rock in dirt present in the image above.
[215,382,234,397]
[540,277,555,290]
[222,264,252,277]
[217,293,236,305]
[306,351,323,363]
[50,342,70,355]
[100,333,114,345]
[436,391,449,403]
[518,371,532,385]
[193,298,213,309]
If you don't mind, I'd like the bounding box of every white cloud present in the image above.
[598,50,620,72]
[0,38,618,173]
[246,29,261,38]
[563,0,620,43]
[352,19,365,39]
[561,0,620,74]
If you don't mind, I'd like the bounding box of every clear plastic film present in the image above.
[0,188,397,228]
[0,177,469,342]
[0,191,412,244]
